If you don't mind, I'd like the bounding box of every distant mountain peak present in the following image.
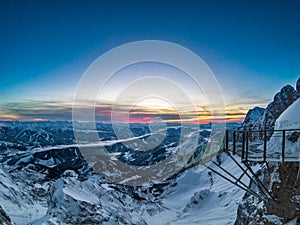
[242,77,300,129]
[242,107,265,126]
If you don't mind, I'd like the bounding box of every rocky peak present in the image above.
[261,84,297,127]
[274,85,296,102]
[241,107,265,127]
[242,78,299,129]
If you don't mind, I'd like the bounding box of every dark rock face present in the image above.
[0,205,14,225]
[260,85,297,128]
[235,163,300,225]
[267,163,300,221]
[297,77,300,93]
[288,131,300,143]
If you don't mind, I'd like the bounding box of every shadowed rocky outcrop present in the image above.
[0,205,14,225]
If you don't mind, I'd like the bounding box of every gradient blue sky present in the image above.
[0,0,299,121]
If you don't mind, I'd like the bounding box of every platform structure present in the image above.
[202,127,300,201]
[227,128,300,162]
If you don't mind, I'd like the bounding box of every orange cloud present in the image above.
[0,114,19,121]
[0,99,248,124]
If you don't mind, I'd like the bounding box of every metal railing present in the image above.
[225,128,300,163]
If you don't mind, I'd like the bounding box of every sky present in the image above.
[0,0,299,123]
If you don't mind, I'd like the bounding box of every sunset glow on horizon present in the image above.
[1,1,299,123]
[0,97,246,124]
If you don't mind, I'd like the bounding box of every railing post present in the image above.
[241,132,245,161]
[259,125,262,140]
[249,126,252,141]
[246,131,249,161]
[263,130,267,162]
[225,130,229,150]
[282,130,285,163]
[233,131,236,155]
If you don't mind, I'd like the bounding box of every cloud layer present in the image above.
[0,99,248,124]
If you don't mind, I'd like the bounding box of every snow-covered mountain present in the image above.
[241,107,265,126]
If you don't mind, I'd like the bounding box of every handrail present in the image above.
[225,128,300,163]
[236,128,300,132]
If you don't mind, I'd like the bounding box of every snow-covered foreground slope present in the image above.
[0,160,150,225]
[0,167,48,225]
[0,146,248,225]
[144,154,249,225]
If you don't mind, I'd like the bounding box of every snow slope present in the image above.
[267,99,300,155]
[275,98,300,129]
[144,153,250,225]
[0,153,249,225]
